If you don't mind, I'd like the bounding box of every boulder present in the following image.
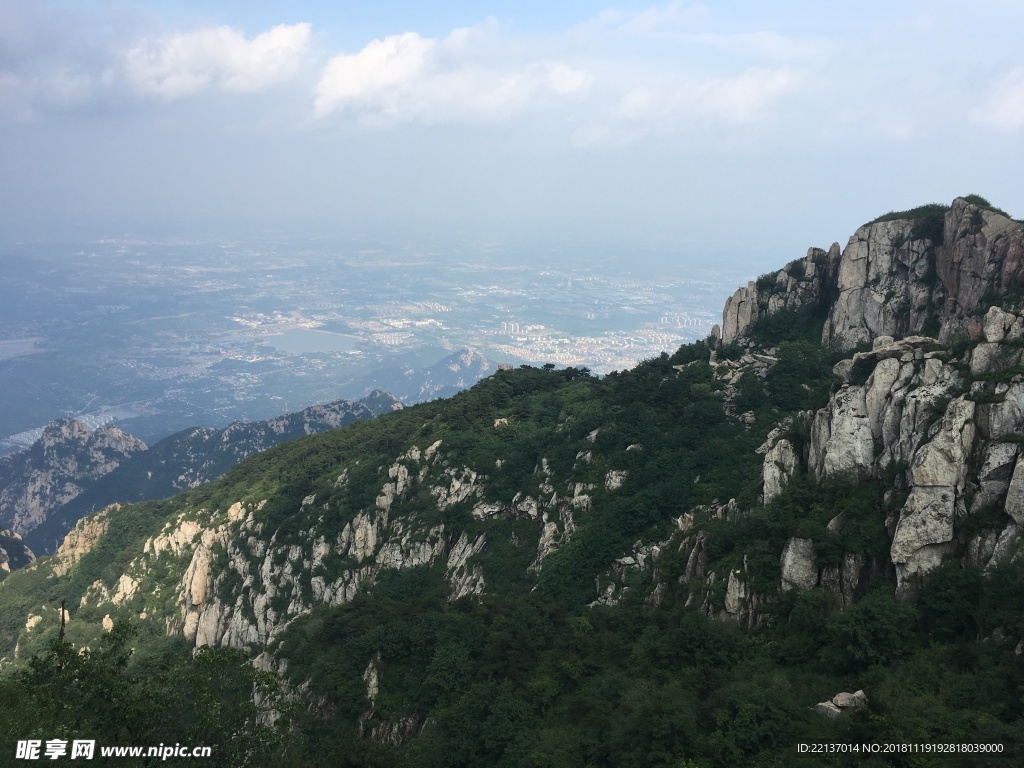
[762,439,798,503]
[780,538,818,591]
[814,702,842,719]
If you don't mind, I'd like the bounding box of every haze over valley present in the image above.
[4,2,1024,765]
[0,235,741,451]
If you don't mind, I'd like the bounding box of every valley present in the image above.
[0,237,739,452]
[2,197,1022,766]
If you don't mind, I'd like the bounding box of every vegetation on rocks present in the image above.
[3,197,1024,766]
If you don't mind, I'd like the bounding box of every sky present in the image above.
[2,0,1023,267]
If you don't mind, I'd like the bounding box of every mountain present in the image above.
[347,348,497,403]
[2,196,1023,766]
[20,391,403,556]
[721,195,1024,348]
[0,419,146,539]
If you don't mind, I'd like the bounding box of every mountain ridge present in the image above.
[0,392,403,561]
[3,196,1024,766]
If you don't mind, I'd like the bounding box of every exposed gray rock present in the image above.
[833,690,868,709]
[780,538,818,591]
[823,219,936,350]
[809,387,874,479]
[0,419,146,539]
[815,689,867,719]
[762,439,797,503]
[985,521,1022,571]
[983,303,1015,342]
[814,702,842,719]
[972,442,1019,512]
[725,198,1024,352]
[1005,456,1024,525]
[891,398,975,597]
[721,245,841,345]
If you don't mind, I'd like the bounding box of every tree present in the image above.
[1,620,296,767]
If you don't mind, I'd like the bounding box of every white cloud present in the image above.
[547,63,590,95]
[567,62,806,149]
[123,23,311,100]
[313,31,435,116]
[313,26,590,124]
[696,67,804,122]
[971,67,1024,131]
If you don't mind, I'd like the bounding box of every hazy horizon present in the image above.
[2,1,1023,270]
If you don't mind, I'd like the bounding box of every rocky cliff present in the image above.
[723,197,1024,350]
[4,197,1023,764]
[22,392,403,556]
[0,419,146,539]
[711,198,1024,609]
[38,430,598,652]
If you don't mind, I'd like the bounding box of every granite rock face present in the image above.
[745,199,1024,600]
[761,322,1024,596]
[725,198,1024,351]
[0,419,146,539]
[781,538,818,591]
[51,439,586,652]
[722,244,841,345]
[823,220,939,350]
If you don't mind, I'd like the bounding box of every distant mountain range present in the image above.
[0,419,147,541]
[0,392,402,560]
[347,348,497,403]
[0,348,499,562]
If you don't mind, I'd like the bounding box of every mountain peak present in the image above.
[722,196,1024,350]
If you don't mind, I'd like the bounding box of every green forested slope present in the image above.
[3,209,1024,765]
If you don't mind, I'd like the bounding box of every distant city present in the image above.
[0,236,749,453]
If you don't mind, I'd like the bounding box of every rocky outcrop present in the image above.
[725,198,1024,352]
[815,690,868,719]
[62,439,582,652]
[780,538,818,591]
[890,397,975,599]
[50,506,117,578]
[808,336,961,482]
[823,219,939,350]
[0,419,146,539]
[23,393,401,557]
[823,200,1024,349]
[762,440,797,504]
[719,556,764,629]
[758,297,1024,598]
[721,245,841,345]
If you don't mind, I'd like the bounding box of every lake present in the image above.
[263,329,360,354]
